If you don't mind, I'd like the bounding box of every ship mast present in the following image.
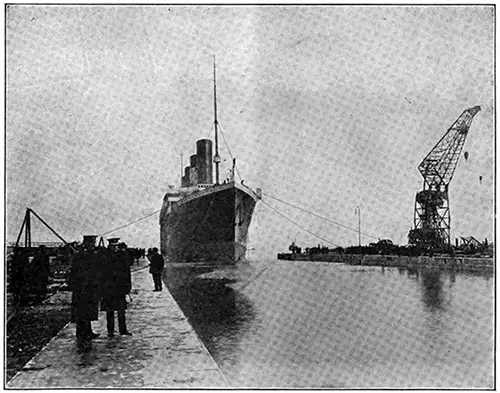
[180,152,183,187]
[213,55,221,185]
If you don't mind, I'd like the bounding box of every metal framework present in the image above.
[409,106,481,251]
[15,208,68,248]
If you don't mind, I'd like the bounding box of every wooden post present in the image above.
[25,209,31,248]
[14,209,28,248]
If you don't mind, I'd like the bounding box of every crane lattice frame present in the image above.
[410,106,480,251]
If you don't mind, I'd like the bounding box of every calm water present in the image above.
[167,259,494,388]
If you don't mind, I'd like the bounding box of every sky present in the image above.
[5,5,494,258]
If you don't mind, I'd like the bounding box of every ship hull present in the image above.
[160,182,259,265]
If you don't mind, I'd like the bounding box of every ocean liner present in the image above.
[159,63,261,265]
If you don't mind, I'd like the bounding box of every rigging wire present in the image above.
[217,123,242,182]
[95,129,377,245]
[206,122,215,138]
[97,209,160,237]
[95,122,237,240]
[261,199,340,248]
[211,119,377,243]
[263,192,379,241]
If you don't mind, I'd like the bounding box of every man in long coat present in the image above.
[101,240,132,337]
[69,237,102,352]
[147,248,164,291]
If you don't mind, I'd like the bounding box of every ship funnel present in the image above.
[190,154,197,168]
[190,154,198,185]
[196,139,213,184]
[182,166,190,187]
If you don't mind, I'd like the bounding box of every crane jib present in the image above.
[418,106,481,187]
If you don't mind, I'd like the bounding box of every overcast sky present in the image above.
[6,5,494,257]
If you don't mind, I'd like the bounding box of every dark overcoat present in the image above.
[100,249,132,311]
[70,250,102,322]
[149,253,164,274]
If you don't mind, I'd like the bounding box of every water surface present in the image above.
[167,259,494,388]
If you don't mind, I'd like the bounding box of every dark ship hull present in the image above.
[160,181,260,265]
[160,62,260,269]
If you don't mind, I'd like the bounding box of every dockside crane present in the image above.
[408,106,481,252]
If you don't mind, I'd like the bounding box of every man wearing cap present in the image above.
[101,238,133,337]
[147,248,164,292]
[69,236,102,352]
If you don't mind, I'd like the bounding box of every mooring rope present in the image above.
[261,200,340,248]
[263,192,379,241]
[97,209,160,237]
[235,261,274,291]
[94,170,380,249]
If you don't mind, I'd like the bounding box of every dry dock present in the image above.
[6,261,227,389]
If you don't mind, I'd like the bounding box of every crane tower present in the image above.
[408,106,481,252]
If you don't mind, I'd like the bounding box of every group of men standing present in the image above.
[10,235,165,353]
[69,236,134,352]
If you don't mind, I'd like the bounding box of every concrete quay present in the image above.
[6,260,227,389]
[278,253,494,273]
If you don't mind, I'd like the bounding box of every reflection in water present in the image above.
[405,266,420,281]
[449,270,456,284]
[420,269,445,311]
[163,262,493,388]
[164,264,256,365]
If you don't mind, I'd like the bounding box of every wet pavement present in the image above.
[6,259,228,388]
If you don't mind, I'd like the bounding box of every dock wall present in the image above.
[277,253,494,273]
